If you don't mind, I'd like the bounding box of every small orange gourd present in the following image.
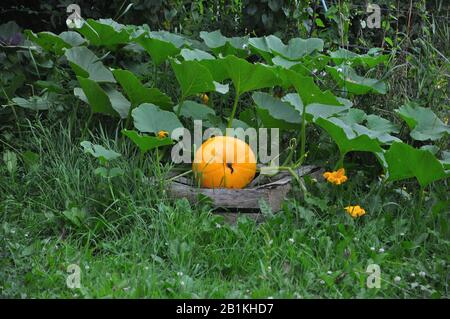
[192,136,257,189]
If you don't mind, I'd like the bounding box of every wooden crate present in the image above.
[168,165,322,213]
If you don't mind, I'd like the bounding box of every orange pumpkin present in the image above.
[192,136,257,189]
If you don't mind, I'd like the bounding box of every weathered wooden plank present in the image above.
[168,165,321,212]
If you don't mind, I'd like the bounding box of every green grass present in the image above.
[1,121,448,298]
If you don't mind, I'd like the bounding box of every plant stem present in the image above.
[176,95,185,117]
[124,106,133,130]
[10,105,22,139]
[335,153,345,170]
[153,63,158,86]
[82,109,93,139]
[108,179,116,202]
[167,169,193,182]
[227,91,240,129]
[139,151,145,168]
[299,102,307,165]
[282,129,302,167]
[418,186,425,211]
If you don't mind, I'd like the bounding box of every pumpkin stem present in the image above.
[226,163,234,174]
[227,91,240,128]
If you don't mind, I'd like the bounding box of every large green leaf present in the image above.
[12,96,50,111]
[170,59,215,98]
[282,69,342,106]
[330,48,388,68]
[65,46,116,83]
[272,54,330,75]
[385,142,449,187]
[122,129,173,153]
[25,30,85,55]
[222,55,278,95]
[134,36,178,66]
[173,101,215,120]
[282,93,351,122]
[200,30,248,57]
[395,102,449,141]
[133,30,188,65]
[441,151,450,170]
[76,76,130,118]
[366,114,400,134]
[149,31,190,48]
[313,107,399,163]
[112,69,172,110]
[333,109,400,144]
[80,141,121,163]
[179,48,228,82]
[0,21,21,45]
[315,117,384,156]
[77,19,130,47]
[252,92,300,129]
[132,103,183,134]
[180,48,215,61]
[249,35,323,61]
[326,65,387,95]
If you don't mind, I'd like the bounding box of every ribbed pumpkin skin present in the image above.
[192,136,257,189]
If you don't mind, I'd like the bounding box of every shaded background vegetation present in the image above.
[2,0,448,140]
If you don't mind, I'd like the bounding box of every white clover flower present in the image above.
[177,271,183,277]
[410,273,415,277]
[268,296,274,299]
[320,280,325,285]
[400,232,405,236]
[288,238,295,244]
[378,248,385,253]
[267,266,272,272]
[394,276,401,282]
[419,271,426,277]
[85,265,90,270]
[180,281,185,286]
[337,67,343,72]
[327,271,333,275]
[268,239,273,245]
[215,223,221,229]
[370,246,375,251]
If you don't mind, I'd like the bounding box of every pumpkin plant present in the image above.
[14,18,449,195]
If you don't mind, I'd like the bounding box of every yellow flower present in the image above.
[200,93,209,105]
[344,205,366,218]
[157,130,169,138]
[323,168,348,185]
